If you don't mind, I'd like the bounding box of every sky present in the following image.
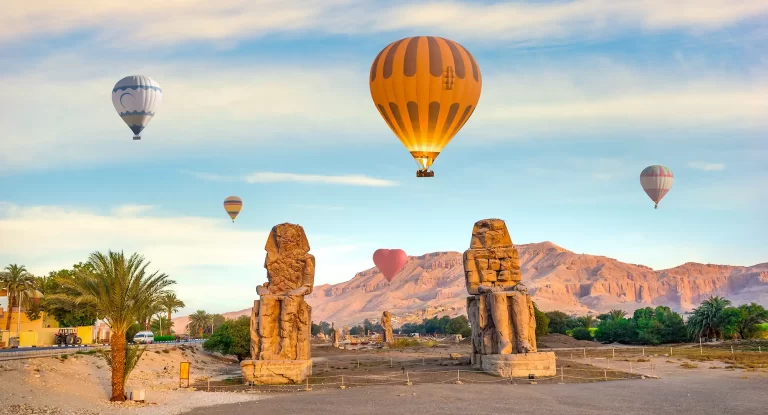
[1,0,767,316]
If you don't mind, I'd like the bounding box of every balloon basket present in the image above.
[133,136,141,140]
[416,170,434,178]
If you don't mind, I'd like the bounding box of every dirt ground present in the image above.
[0,344,261,415]
[3,339,766,414]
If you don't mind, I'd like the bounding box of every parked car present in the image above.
[133,331,155,344]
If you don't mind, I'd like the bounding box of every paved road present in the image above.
[182,373,768,415]
[0,339,204,355]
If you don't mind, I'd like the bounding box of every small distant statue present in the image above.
[382,311,394,344]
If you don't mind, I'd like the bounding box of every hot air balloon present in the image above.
[373,249,408,282]
[223,196,243,222]
[640,165,674,209]
[369,36,482,177]
[112,75,163,140]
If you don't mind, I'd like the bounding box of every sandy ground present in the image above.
[0,344,264,415]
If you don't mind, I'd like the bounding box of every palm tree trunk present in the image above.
[167,310,172,336]
[110,330,127,401]
[4,292,15,331]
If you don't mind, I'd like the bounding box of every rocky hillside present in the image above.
[174,242,768,329]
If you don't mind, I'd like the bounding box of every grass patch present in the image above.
[75,350,97,356]
[680,362,698,369]
[389,338,421,349]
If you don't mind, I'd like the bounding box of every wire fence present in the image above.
[191,359,652,393]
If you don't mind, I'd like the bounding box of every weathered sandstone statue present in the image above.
[240,223,314,384]
[382,311,394,344]
[343,325,351,341]
[464,219,556,377]
[331,322,340,347]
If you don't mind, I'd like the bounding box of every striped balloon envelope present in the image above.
[223,196,243,222]
[111,75,163,140]
[640,165,674,209]
[369,36,482,177]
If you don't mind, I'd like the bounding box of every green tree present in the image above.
[733,303,768,339]
[446,315,471,338]
[545,311,573,334]
[572,327,592,340]
[158,292,185,336]
[203,316,251,361]
[187,310,211,337]
[43,265,99,327]
[50,251,173,401]
[577,315,595,330]
[595,317,636,343]
[349,325,364,335]
[533,302,549,338]
[686,296,732,340]
[1,264,36,331]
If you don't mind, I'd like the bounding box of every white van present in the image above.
[133,331,155,344]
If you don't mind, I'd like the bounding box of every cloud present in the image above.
[111,205,155,216]
[183,169,397,187]
[3,0,768,48]
[1,54,766,174]
[687,161,726,171]
[244,172,398,187]
[0,202,369,314]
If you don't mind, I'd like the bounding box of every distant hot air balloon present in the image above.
[640,165,674,209]
[369,36,482,177]
[223,196,243,222]
[373,249,408,282]
[112,75,163,140]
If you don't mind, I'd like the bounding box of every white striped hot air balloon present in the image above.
[112,75,163,140]
[223,196,243,222]
[640,165,674,209]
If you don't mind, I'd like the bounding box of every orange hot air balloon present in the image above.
[370,36,482,177]
[223,196,242,222]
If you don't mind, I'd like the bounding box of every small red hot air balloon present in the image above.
[373,249,407,282]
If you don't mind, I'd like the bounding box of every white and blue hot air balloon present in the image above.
[111,75,163,140]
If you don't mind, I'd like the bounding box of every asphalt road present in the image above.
[0,339,204,354]
[182,373,768,415]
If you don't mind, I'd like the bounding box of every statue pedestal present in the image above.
[240,359,312,385]
[479,352,557,378]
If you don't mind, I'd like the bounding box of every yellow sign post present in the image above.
[180,362,190,388]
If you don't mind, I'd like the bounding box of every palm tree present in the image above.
[53,251,174,401]
[137,298,164,331]
[687,296,732,340]
[159,292,185,336]
[1,264,36,331]
[187,310,211,337]
[151,315,172,336]
[608,309,627,321]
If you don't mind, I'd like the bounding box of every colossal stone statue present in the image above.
[382,311,394,344]
[464,219,556,377]
[240,223,314,384]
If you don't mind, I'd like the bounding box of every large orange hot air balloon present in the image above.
[369,36,482,177]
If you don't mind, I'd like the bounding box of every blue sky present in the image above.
[1,0,767,315]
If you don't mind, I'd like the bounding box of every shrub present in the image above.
[572,327,593,341]
[389,338,421,349]
[203,316,251,361]
[154,335,177,342]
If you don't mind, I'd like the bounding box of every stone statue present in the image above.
[330,322,340,348]
[464,219,556,377]
[240,223,314,384]
[343,325,351,342]
[382,311,394,344]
